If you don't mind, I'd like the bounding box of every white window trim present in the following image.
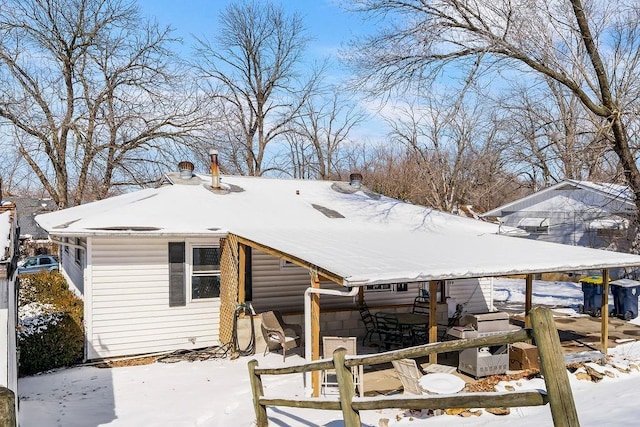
[187,243,221,302]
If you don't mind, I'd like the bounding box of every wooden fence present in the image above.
[248,306,579,427]
[0,387,16,427]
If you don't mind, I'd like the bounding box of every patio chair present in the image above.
[391,358,425,395]
[411,297,430,342]
[260,311,302,361]
[412,296,430,315]
[358,301,381,346]
[321,336,364,397]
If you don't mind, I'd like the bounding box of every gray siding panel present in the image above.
[250,250,488,312]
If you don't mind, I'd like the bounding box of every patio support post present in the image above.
[311,272,321,397]
[429,280,439,364]
[601,268,610,354]
[525,274,533,329]
[357,287,364,306]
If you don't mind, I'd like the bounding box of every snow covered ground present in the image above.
[18,278,640,426]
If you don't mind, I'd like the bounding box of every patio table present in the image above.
[377,312,429,345]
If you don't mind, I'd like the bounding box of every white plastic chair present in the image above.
[321,336,364,397]
[391,358,424,395]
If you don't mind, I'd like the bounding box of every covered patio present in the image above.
[220,226,640,397]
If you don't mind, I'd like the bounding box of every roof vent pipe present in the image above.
[178,161,195,179]
[209,149,220,189]
[349,173,363,189]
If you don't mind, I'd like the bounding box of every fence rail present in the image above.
[249,307,579,427]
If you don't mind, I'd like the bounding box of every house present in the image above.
[0,199,19,415]
[482,179,636,252]
[5,196,57,257]
[35,163,640,364]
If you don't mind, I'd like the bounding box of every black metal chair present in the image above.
[358,301,381,346]
[374,312,412,350]
[411,297,430,342]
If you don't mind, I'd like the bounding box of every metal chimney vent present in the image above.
[349,173,363,188]
[178,161,195,179]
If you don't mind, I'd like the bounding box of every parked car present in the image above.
[17,255,59,274]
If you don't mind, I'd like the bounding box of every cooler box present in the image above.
[609,279,640,320]
[509,342,539,371]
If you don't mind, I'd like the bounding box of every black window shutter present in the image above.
[168,242,186,307]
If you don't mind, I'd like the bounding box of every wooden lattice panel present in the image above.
[219,235,239,344]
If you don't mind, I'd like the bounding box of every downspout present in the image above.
[303,284,359,397]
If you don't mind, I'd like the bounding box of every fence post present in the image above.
[248,359,268,427]
[333,347,360,427]
[529,307,580,427]
[0,387,16,427]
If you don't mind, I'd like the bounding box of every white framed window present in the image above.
[189,245,221,300]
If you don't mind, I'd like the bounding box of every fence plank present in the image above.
[530,307,580,427]
[0,388,16,427]
[352,390,548,411]
[259,397,341,410]
[352,329,532,367]
[333,347,360,427]
[248,360,268,427]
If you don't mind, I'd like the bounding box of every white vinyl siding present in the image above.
[87,236,220,359]
[61,239,85,296]
[445,278,494,314]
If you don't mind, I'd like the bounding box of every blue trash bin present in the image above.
[579,276,604,317]
[610,279,640,320]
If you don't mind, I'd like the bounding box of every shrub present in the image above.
[18,272,84,375]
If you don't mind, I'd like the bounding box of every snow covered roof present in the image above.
[36,174,640,286]
[483,179,636,217]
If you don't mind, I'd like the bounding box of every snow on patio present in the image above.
[18,278,640,426]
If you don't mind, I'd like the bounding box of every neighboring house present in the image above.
[35,165,640,361]
[6,196,57,257]
[482,179,636,252]
[0,200,19,414]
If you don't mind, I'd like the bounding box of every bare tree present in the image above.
[347,0,640,219]
[193,1,322,176]
[0,0,207,208]
[376,95,508,212]
[285,87,366,179]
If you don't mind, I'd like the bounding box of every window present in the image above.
[365,284,392,292]
[588,218,628,238]
[190,246,221,300]
[517,217,549,234]
[169,242,222,307]
[74,238,83,267]
[280,259,297,269]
